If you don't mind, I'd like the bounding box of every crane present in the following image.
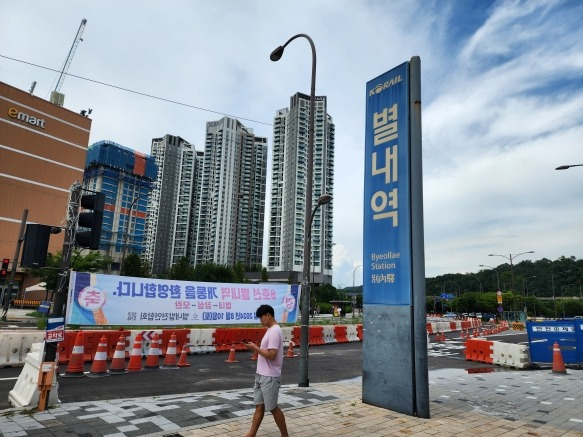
[50,18,87,106]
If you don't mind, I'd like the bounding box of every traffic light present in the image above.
[75,192,105,250]
[1,258,9,279]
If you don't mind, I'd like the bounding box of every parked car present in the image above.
[476,312,483,319]
[469,312,476,318]
[445,312,457,318]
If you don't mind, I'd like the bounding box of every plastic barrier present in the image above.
[281,326,294,345]
[188,328,217,353]
[133,330,163,357]
[357,324,363,340]
[0,331,46,368]
[309,326,325,346]
[426,323,434,334]
[212,328,235,352]
[8,342,59,408]
[464,338,493,363]
[323,325,336,344]
[346,325,359,342]
[292,326,301,345]
[334,325,349,343]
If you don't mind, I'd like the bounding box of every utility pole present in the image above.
[44,182,82,363]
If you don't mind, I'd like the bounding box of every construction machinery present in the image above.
[50,18,87,106]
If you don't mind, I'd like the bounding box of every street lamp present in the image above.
[479,264,500,291]
[352,264,363,288]
[119,193,144,274]
[522,275,535,314]
[556,164,583,170]
[488,251,535,293]
[271,33,318,388]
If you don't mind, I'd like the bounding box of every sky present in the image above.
[1,0,582,289]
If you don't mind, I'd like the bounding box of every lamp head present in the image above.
[556,165,570,170]
[317,193,332,206]
[270,46,284,61]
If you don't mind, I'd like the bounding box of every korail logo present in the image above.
[369,75,403,96]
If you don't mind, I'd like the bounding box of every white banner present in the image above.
[66,271,301,326]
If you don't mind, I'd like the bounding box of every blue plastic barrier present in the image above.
[526,319,578,364]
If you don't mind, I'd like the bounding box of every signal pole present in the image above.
[44,182,82,363]
[1,210,28,321]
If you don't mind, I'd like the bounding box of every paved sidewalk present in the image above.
[2,368,583,436]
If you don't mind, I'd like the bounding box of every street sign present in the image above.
[496,291,502,296]
[46,317,65,343]
[497,305,503,313]
[440,293,455,300]
[497,295,503,304]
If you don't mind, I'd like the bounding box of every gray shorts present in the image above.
[253,373,281,412]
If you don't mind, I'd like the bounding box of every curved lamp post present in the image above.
[353,264,363,288]
[488,251,534,293]
[479,264,500,291]
[556,164,583,170]
[271,33,317,388]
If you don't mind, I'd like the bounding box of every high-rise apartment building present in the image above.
[83,141,157,267]
[143,135,202,275]
[194,117,267,269]
[268,92,335,284]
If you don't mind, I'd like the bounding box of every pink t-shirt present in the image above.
[256,324,283,377]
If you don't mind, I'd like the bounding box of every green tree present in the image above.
[261,267,269,282]
[120,253,150,278]
[168,257,196,281]
[193,262,236,283]
[233,261,247,283]
[24,249,112,296]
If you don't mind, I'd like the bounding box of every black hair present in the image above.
[256,304,274,318]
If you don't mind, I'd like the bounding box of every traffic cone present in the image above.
[127,334,143,372]
[109,335,128,375]
[177,344,191,367]
[286,341,295,358]
[145,333,161,371]
[62,330,86,378]
[225,345,238,363]
[87,335,109,378]
[162,333,179,369]
[552,342,567,374]
[250,345,259,361]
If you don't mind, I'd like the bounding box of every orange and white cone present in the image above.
[162,333,178,369]
[127,334,143,372]
[88,335,109,378]
[62,330,86,378]
[109,335,127,375]
[250,346,259,361]
[177,344,191,367]
[286,341,295,358]
[145,334,161,371]
[552,342,567,374]
[225,345,238,363]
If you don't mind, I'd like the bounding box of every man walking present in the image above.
[245,304,288,437]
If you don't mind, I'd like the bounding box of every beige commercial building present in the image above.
[0,81,92,294]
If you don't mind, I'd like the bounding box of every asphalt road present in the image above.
[0,329,529,410]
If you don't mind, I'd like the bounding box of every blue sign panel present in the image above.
[363,62,411,305]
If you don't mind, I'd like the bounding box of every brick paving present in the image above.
[2,368,583,436]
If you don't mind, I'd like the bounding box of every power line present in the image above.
[0,54,273,127]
